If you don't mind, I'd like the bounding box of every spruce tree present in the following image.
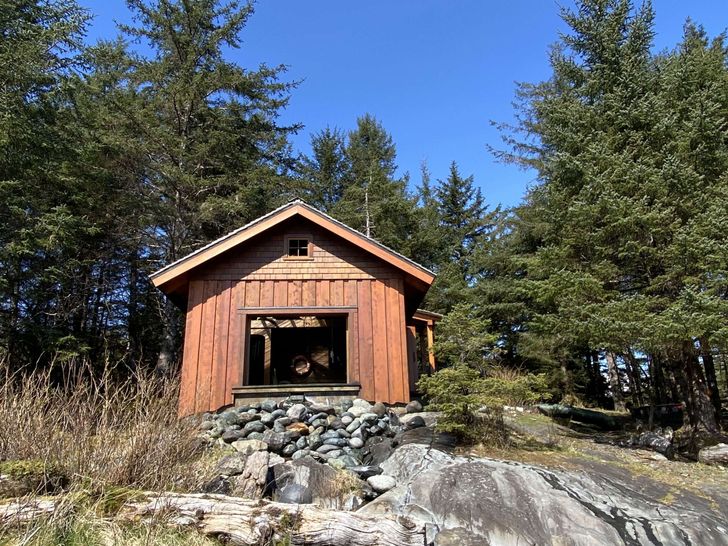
[331,114,415,253]
[426,162,497,313]
[496,0,728,432]
[300,127,349,211]
[112,0,300,370]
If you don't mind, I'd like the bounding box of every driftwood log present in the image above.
[537,404,626,430]
[698,443,728,466]
[1,492,426,546]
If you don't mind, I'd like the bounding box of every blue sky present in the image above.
[78,1,728,209]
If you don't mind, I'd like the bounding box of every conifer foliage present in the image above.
[0,0,726,437]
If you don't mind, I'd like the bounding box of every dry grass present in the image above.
[0,362,203,492]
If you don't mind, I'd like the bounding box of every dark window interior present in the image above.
[247,316,347,385]
[287,238,309,257]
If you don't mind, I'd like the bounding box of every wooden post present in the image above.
[240,313,249,386]
[426,321,436,373]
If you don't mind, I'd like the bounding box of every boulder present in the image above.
[367,474,396,493]
[231,438,268,455]
[349,465,382,479]
[434,527,487,546]
[353,398,373,410]
[405,400,423,413]
[698,443,728,466]
[242,420,266,436]
[219,410,240,426]
[308,433,323,451]
[286,422,310,435]
[229,450,270,499]
[216,453,248,476]
[323,438,348,448]
[292,449,310,460]
[372,402,387,417]
[259,412,275,425]
[359,443,727,546]
[221,429,245,443]
[200,475,230,495]
[262,430,289,453]
[287,403,308,420]
[362,437,395,466]
[338,455,360,468]
[307,412,328,424]
[277,483,313,504]
[260,399,278,413]
[399,412,440,428]
[309,403,335,414]
[346,419,362,433]
[267,453,285,467]
[404,416,426,429]
[328,458,347,470]
[272,458,365,510]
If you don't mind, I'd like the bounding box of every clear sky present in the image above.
[78,1,728,209]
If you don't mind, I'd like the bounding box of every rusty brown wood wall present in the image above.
[178,218,411,415]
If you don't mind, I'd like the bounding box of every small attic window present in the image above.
[285,235,312,260]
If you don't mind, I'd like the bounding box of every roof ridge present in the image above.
[150,200,434,280]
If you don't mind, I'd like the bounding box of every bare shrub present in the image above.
[0,361,203,492]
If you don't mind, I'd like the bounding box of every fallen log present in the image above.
[537,404,626,430]
[617,431,674,459]
[698,443,728,466]
[1,492,426,546]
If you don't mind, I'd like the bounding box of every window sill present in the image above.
[282,256,315,262]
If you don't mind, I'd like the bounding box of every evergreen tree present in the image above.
[331,114,416,253]
[0,0,93,366]
[112,0,300,370]
[426,162,497,313]
[409,162,445,270]
[496,0,728,432]
[300,127,349,211]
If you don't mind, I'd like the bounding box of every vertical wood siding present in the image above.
[178,218,413,415]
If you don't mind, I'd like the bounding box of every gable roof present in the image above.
[151,200,435,293]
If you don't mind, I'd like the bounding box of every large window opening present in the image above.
[247,315,347,385]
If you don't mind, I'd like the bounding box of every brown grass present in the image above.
[0,362,203,492]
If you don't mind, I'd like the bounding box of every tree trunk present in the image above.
[698,337,722,417]
[624,350,644,406]
[606,352,625,411]
[156,297,180,374]
[536,404,627,430]
[682,341,719,433]
[0,493,426,546]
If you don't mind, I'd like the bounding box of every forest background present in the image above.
[2,0,727,433]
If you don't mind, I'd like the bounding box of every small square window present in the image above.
[287,238,309,257]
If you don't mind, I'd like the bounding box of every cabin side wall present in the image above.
[178,219,411,415]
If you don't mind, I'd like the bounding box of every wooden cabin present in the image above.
[151,200,439,416]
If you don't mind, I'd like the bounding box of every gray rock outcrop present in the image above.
[359,443,728,545]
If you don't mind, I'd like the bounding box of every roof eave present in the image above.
[151,201,436,292]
